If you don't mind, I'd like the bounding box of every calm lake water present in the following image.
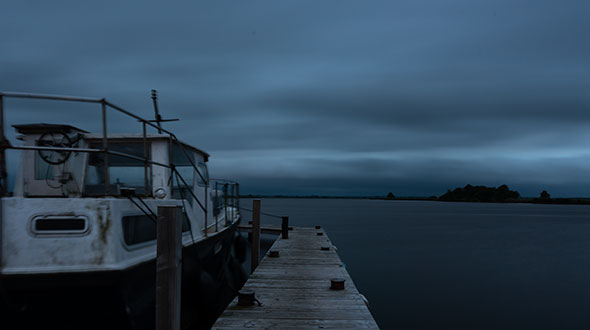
[242,198,590,330]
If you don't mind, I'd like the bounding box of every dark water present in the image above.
[242,198,590,330]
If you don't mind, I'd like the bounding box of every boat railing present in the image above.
[210,179,240,231]
[0,91,226,235]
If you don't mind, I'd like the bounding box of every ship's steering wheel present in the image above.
[37,131,73,165]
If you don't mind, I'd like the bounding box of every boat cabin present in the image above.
[12,123,210,199]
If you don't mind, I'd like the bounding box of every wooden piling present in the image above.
[156,205,182,330]
[281,216,289,239]
[251,199,261,273]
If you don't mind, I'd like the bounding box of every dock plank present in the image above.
[214,318,379,329]
[212,227,380,329]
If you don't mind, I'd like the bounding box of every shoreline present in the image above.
[239,195,590,205]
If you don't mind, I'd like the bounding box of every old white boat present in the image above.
[0,92,247,329]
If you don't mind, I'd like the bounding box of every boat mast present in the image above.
[150,90,178,134]
[151,90,163,134]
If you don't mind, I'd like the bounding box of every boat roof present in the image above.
[13,123,210,160]
[13,123,89,134]
[84,133,210,160]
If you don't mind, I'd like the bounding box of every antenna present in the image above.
[149,90,179,134]
[151,89,162,133]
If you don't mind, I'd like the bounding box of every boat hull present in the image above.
[0,221,247,330]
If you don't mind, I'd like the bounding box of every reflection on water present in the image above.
[242,198,590,330]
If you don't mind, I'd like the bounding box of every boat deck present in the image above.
[212,226,380,329]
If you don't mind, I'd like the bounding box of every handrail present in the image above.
[7,145,171,168]
[0,91,103,103]
[0,92,181,137]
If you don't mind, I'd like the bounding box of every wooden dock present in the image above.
[212,227,380,329]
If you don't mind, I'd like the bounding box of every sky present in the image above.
[1,0,589,197]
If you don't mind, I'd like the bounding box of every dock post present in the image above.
[236,183,240,212]
[251,199,261,273]
[156,205,182,330]
[0,94,4,271]
[281,216,289,239]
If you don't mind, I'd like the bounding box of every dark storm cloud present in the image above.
[1,0,589,196]
[227,154,590,197]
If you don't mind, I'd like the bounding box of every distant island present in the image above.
[439,184,520,202]
[437,185,590,204]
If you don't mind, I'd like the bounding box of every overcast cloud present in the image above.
[1,0,589,196]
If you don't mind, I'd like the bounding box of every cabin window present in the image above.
[32,216,89,235]
[196,162,209,187]
[122,213,190,246]
[172,143,195,205]
[85,142,151,195]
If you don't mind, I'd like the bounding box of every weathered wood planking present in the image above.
[212,227,380,329]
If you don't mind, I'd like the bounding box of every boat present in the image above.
[0,91,248,329]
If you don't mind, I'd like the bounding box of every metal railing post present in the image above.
[167,138,175,207]
[204,185,208,232]
[215,181,218,232]
[143,122,148,195]
[236,183,240,214]
[223,183,228,226]
[203,190,208,234]
[251,199,261,273]
[231,184,235,221]
[101,100,109,195]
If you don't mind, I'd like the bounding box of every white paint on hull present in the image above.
[1,196,238,275]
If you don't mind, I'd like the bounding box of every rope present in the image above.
[236,205,283,219]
